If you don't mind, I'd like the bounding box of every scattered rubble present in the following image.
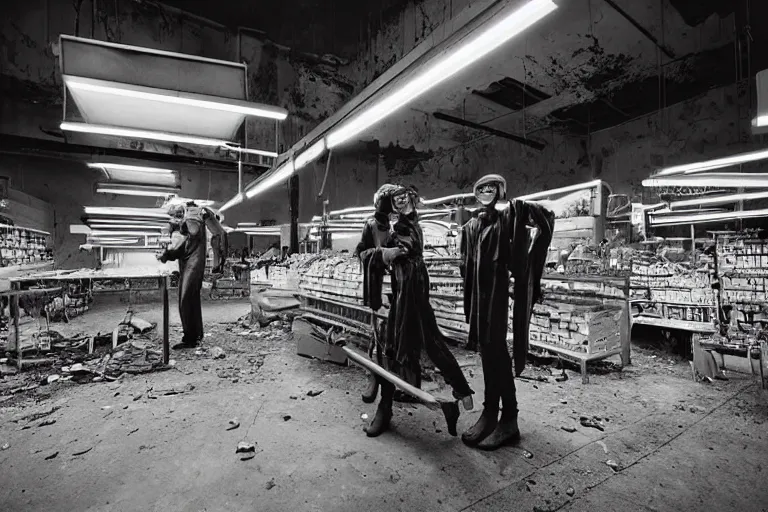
[561,426,577,433]
[72,447,93,457]
[579,416,605,431]
[45,451,59,460]
[227,418,240,431]
[307,389,324,397]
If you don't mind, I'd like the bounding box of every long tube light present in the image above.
[655,147,768,176]
[84,207,169,219]
[671,190,768,209]
[326,0,557,148]
[90,230,162,236]
[220,193,246,213]
[91,237,140,243]
[224,145,279,158]
[61,122,232,147]
[422,193,474,205]
[64,123,278,158]
[96,184,180,197]
[89,224,163,230]
[85,218,164,224]
[65,78,288,120]
[649,207,768,226]
[294,140,327,170]
[87,163,175,174]
[517,179,603,201]
[643,174,768,188]
[244,160,295,199]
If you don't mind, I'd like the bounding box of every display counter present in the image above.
[293,253,630,383]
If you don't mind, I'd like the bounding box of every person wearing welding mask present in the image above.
[158,203,208,349]
[460,174,555,450]
[362,184,474,438]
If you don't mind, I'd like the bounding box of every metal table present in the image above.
[9,269,171,365]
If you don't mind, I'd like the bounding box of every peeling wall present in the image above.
[590,83,768,201]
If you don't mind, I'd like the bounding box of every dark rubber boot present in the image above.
[477,409,520,451]
[441,401,461,436]
[461,408,499,446]
[453,390,475,411]
[361,373,379,404]
[364,401,392,437]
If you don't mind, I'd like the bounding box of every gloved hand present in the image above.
[381,247,406,266]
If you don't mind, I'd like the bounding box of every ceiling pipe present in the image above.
[432,112,546,150]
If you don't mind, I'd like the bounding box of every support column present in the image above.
[289,175,299,255]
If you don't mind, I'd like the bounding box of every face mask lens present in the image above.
[476,184,498,205]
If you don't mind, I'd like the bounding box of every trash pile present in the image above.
[0,311,171,393]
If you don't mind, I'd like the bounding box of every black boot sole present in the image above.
[441,402,461,437]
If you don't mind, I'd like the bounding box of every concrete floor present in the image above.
[1,297,767,512]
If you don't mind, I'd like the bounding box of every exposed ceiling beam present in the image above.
[0,133,268,173]
[601,0,676,59]
[432,112,546,150]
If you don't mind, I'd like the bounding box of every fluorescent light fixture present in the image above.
[643,174,768,188]
[85,218,165,226]
[655,148,768,176]
[96,183,180,197]
[755,116,768,127]
[244,160,295,199]
[671,190,768,209]
[294,140,326,170]
[326,0,557,148]
[87,163,175,174]
[65,78,288,120]
[62,122,232,147]
[517,179,603,201]
[649,207,768,226]
[91,237,140,243]
[225,146,279,158]
[90,230,162,236]
[422,193,474,205]
[329,205,375,216]
[219,193,245,213]
[89,224,164,230]
[91,240,142,245]
[242,229,281,236]
[84,206,169,219]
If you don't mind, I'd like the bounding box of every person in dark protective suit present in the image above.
[355,183,400,405]
[360,185,475,438]
[158,202,210,349]
[460,174,555,451]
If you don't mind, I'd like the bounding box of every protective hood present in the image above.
[473,174,507,201]
[373,183,399,214]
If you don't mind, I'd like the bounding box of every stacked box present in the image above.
[0,224,52,267]
[717,237,768,317]
[526,302,623,355]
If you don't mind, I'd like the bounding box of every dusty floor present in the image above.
[1,297,767,512]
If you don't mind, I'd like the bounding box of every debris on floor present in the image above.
[580,415,605,431]
[227,418,240,431]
